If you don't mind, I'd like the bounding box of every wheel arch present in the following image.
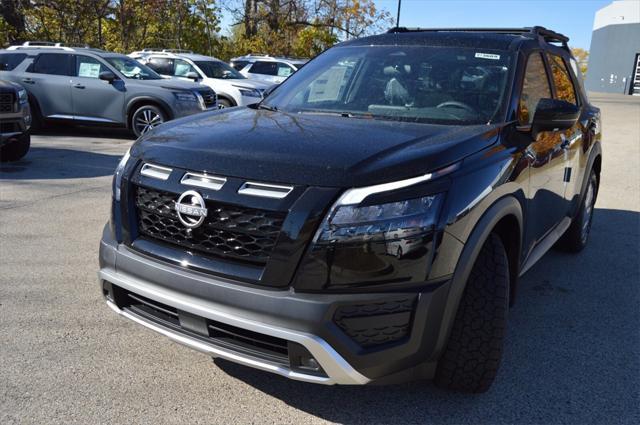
[126,97,173,129]
[434,196,523,358]
[216,93,237,107]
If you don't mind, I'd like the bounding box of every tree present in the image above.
[571,47,589,77]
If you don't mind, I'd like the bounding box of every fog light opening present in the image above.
[288,342,325,376]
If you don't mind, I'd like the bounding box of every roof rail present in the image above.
[387,26,570,48]
[162,49,193,54]
[7,41,75,51]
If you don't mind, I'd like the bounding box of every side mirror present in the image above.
[99,70,117,83]
[185,71,199,81]
[531,98,580,135]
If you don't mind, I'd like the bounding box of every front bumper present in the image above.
[99,225,453,385]
[1,105,30,144]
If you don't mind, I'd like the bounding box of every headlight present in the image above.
[315,194,443,245]
[172,91,198,102]
[18,89,27,103]
[113,149,131,201]
[236,87,262,98]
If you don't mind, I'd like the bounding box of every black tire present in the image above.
[28,98,44,131]
[435,233,510,393]
[0,133,31,162]
[556,170,597,253]
[130,104,166,138]
[218,98,233,109]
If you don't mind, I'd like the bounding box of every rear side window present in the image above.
[547,53,577,105]
[147,57,174,75]
[231,60,249,70]
[249,61,278,76]
[518,53,552,125]
[0,53,27,71]
[29,53,73,76]
[75,55,108,78]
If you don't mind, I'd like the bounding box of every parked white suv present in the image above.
[131,50,270,108]
[230,54,308,85]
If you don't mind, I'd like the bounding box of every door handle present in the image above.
[22,78,34,84]
[73,84,85,89]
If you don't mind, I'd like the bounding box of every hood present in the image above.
[229,79,272,90]
[0,79,22,93]
[127,78,205,91]
[133,108,502,188]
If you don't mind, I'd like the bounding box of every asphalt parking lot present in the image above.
[1,92,638,424]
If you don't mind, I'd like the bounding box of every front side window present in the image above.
[173,59,198,77]
[194,61,245,79]
[276,63,294,77]
[29,53,73,76]
[264,46,513,125]
[147,57,174,75]
[0,53,27,71]
[518,53,552,125]
[75,56,108,78]
[547,53,577,105]
[249,61,278,76]
[105,56,161,80]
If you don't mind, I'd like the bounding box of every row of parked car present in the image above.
[0,41,307,161]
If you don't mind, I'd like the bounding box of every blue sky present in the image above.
[220,0,612,50]
[373,0,611,49]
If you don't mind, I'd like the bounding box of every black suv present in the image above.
[0,79,31,161]
[99,27,602,392]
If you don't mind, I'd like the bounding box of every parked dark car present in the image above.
[0,79,31,162]
[99,27,602,392]
[0,42,217,137]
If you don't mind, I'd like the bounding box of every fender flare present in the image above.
[433,196,523,358]
[125,97,174,127]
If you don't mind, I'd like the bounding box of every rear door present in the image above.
[146,57,174,77]
[23,53,73,117]
[546,52,585,204]
[70,55,125,124]
[246,61,289,84]
[519,51,569,243]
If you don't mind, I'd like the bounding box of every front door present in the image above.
[70,55,125,124]
[519,52,569,244]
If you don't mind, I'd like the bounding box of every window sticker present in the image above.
[475,52,501,60]
[78,62,100,78]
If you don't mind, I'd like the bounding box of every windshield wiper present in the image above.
[297,110,363,118]
[258,104,278,112]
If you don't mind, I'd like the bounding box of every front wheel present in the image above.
[131,105,166,138]
[0,133,31,162]
[435,233,510,393]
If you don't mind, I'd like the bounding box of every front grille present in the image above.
[0,93,14,113]
[113,285,291,366]
[134,185,285,265]
[0,121,19,133]
[334,297,416,348]
[198,89,216,108]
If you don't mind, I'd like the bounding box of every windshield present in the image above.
[264,46,513,125]
[106,57,162,80]
[195,61,246,79]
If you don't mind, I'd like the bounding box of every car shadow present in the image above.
[0,146,125,180]
[32,123,134,140]
[214,207,640,424]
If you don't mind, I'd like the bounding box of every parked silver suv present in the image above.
[0,42,217,137]
[230,54,307,84]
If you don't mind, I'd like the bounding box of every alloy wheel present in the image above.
[134,108,164,136]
